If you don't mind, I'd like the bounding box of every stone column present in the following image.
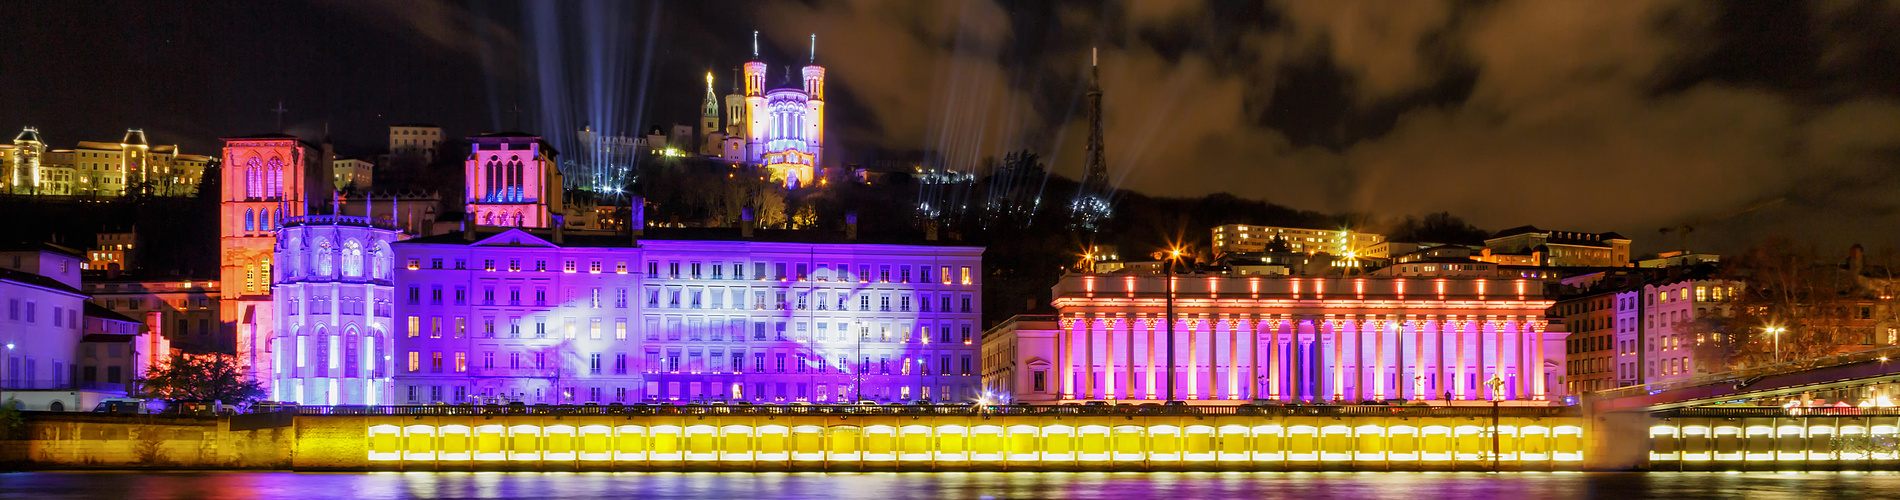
[1453,317,1468,401]
[1145,315,1158,400]
[1084,314,1096,400]
[1373,316,1388,400]
[1187,315,1201,400]
[1268,316,1283,401]
[1533,319,1548,401]
[1231,315,1248,400]
[1329,315,1345,402]
[1059,316,1075,400]
[1103,315,1117,400]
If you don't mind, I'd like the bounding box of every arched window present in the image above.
[316,238,334,277]
[341,239,363,277]
[267,157,285,198]
[274,208,283,227]
[245,209,255,232]
[485,157,498,199]
[509,156,522,199]
[344,327,360,378]
[261,257,272,286]
[244,266,255,292]
[371,241,392,280]
[245,157,262,198]
[283,237,300,279]
[260,209,270,230]
[513,212,524,227]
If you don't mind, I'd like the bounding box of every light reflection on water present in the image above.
[8,471,1900,500]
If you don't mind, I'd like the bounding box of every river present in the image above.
[6,471,1900,499]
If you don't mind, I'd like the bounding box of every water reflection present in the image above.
[6,471,1900,499]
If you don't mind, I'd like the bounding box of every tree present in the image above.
[1716,237,1883,369]
[134,353,266,404]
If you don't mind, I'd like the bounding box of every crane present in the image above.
[1658,197,1785,253]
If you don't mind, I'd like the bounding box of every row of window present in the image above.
[402,315,978,345]
[403,257,977,287]
[401,349,974,378]
[5,299,78,329]
[402,284,977,314]
[402,382,969,405]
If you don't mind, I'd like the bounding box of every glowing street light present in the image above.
[1763,325,1787,364]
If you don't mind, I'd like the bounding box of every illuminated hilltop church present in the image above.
[704,32,826,189]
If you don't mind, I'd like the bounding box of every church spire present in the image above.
[752,31,760,59]
[702,72,719,118]
[809,34,816,64]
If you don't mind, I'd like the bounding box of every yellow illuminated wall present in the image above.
[358,415,1584,468]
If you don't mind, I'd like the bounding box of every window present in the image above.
[960,266,972,285]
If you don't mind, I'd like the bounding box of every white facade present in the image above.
[1212,224,1383,257]
[387,228,984,405]
[270,216,403,405]
[0,247,89,411]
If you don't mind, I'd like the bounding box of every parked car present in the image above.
[92,398,146,415]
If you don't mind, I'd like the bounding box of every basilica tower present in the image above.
[802,34,825,173]
[743,31,769,163]
[699,72,724,156]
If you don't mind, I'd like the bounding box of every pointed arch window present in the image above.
[342,239,363,278]
[245,209,255,232]
[316,238,334,277]
[485,156,500,200]
[370,241,392,280]
[266,157,285,198]
[245,157,263,198]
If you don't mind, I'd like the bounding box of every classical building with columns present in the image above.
[983,272,1567,405]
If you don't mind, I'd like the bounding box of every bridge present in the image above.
[1587,345,1900,413]
[1579,346,1900,470]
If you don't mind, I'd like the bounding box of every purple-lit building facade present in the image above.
[270,215,403,405]
[386,227,983,405]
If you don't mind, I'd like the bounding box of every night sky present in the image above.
[6,1,1900,257]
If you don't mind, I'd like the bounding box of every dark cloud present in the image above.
[759,0,1900,256]
[5,0,1898,256]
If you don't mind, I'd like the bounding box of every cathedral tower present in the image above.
[220,133,325,390]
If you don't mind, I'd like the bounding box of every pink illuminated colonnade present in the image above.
[1047,274,1556,404]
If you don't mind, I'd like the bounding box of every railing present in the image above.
[290,403,1578,418]
[1590,345,1900,401]
[0,380,125,391]
[281,214,401,230]
[1658,406,1900,418]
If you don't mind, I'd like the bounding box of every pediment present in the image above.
[470,228,557,248]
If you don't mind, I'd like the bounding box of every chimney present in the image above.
[741,207,754,238]
[1850,244,1865,275]
[553,220,565,245]
[462,217,475,241]
[925,221,939,241]
[845,211,859,240]
[629,196,645,238]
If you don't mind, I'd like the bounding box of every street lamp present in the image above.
[1764,326,1787,364]
[1154,247,1185,403]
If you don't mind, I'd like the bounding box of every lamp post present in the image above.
[1765,326,1786,364]
[2,343,13,411]
[1162,248,1183,403]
